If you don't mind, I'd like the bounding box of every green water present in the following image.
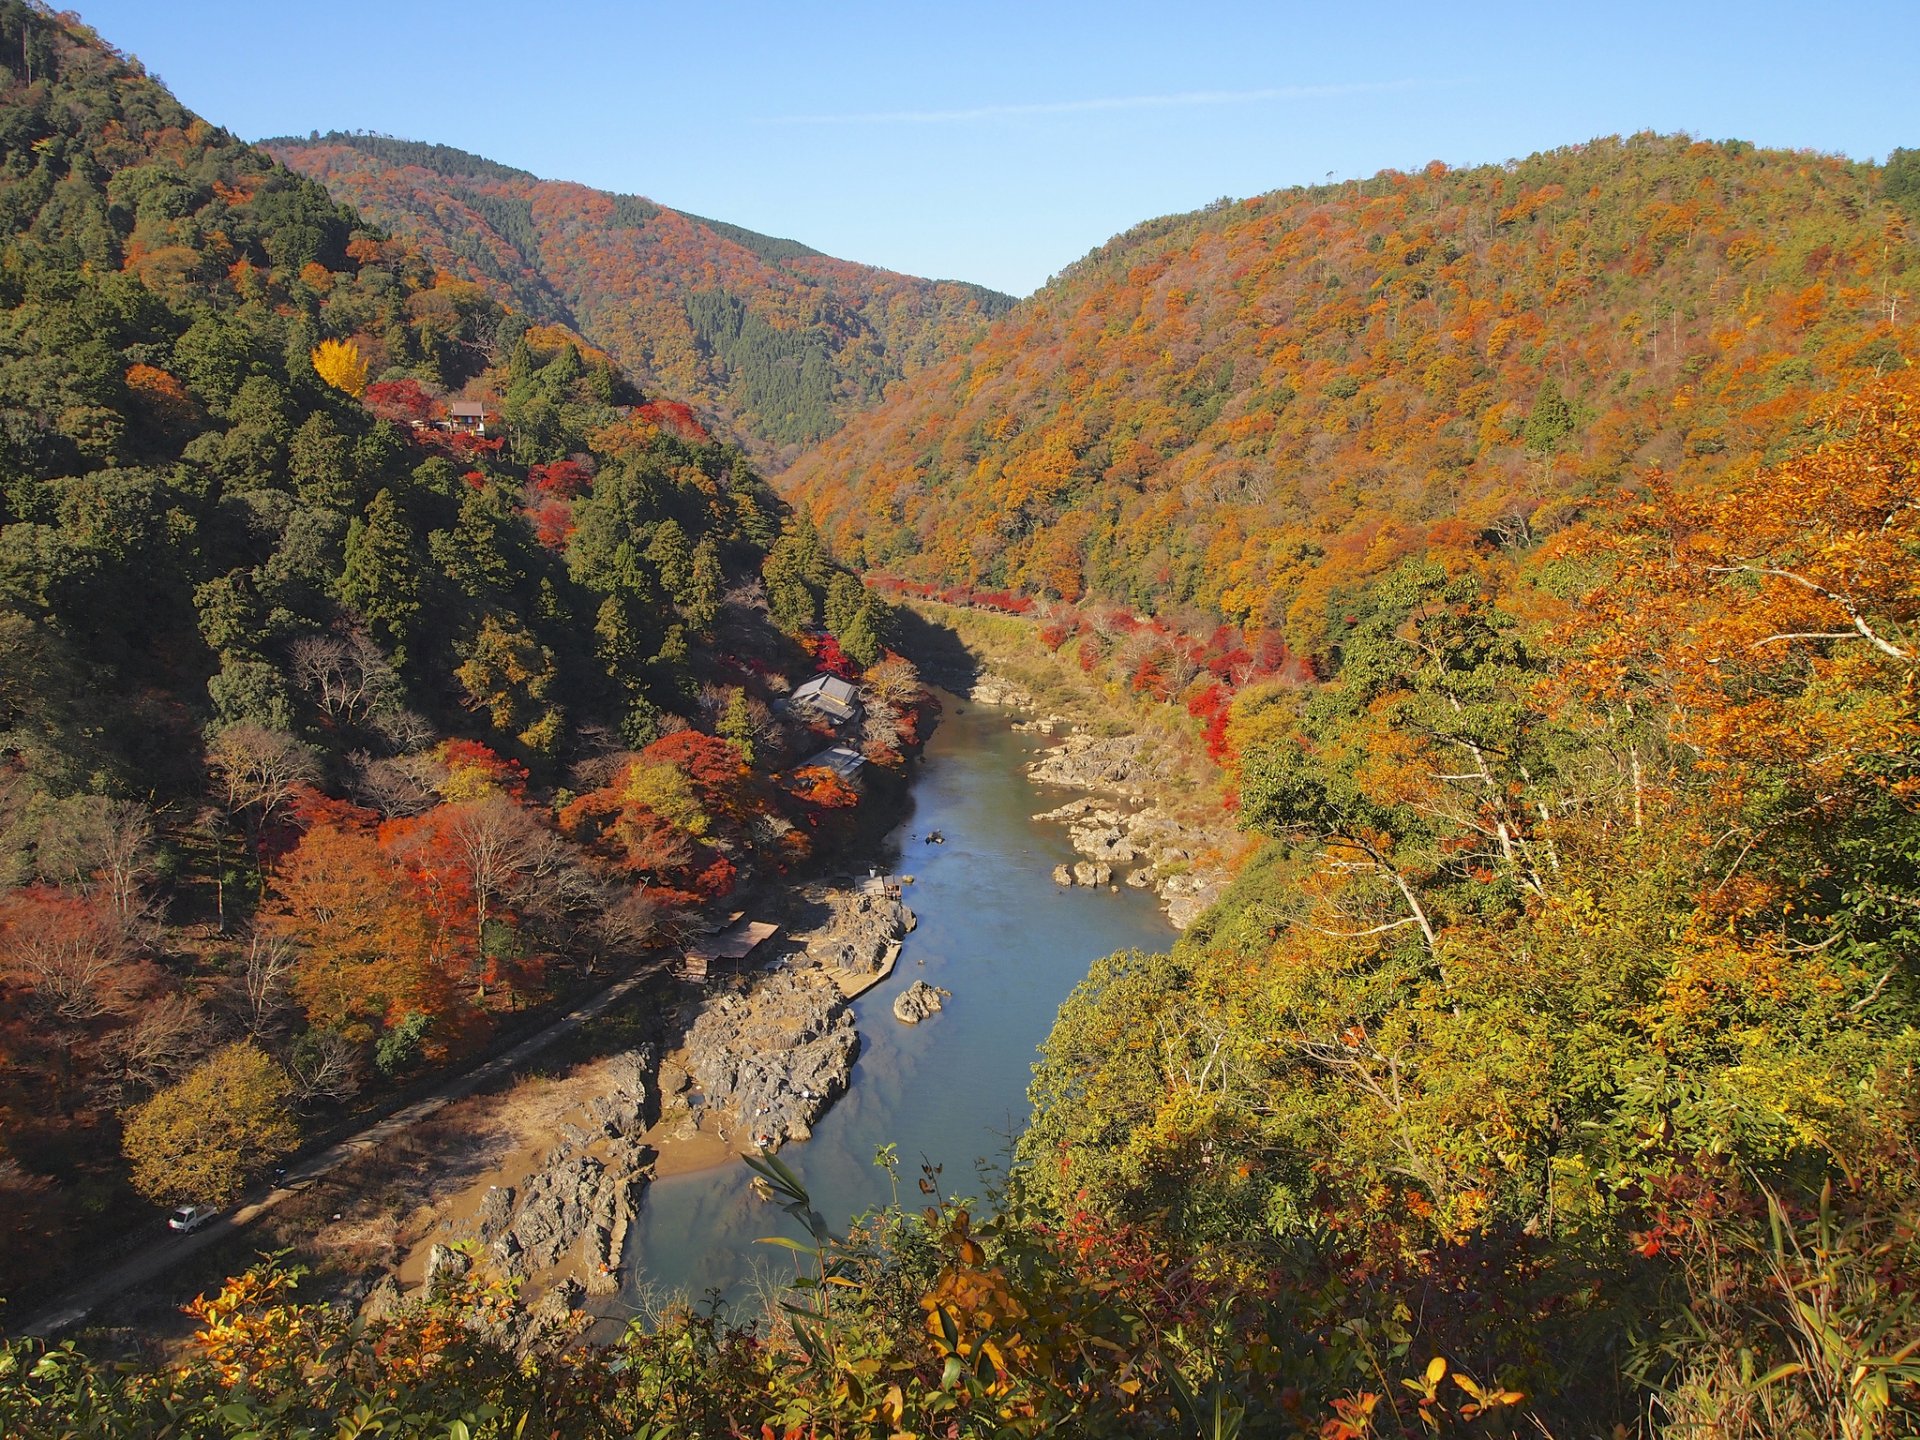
[609,693,1173,1316]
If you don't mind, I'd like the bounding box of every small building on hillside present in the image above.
[857,871,902,900]
[803,743,866,780]
[449,400,487,435]
[790,673,861,726]
[678,913,781,984]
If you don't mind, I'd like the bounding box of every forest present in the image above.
[263,133,1014,463]
[784,134,1918,665]
[0,0,907,1310]
[1,0,1918,1436]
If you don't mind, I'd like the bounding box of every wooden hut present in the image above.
[677,914,780,983]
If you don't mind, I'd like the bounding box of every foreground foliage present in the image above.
[1017,374,1920,1433]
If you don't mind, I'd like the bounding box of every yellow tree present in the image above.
[309,338,368,397]
[121,1041,297,1204]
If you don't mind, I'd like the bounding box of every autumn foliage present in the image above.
[266,133,1013,461]
[788,136,1920,671]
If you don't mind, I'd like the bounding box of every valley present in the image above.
[1,2,1918,1435]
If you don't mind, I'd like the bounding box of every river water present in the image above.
[610,693,1172,1315]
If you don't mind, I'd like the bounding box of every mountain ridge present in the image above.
[781,131,1917,659]
[266,131,1014,464]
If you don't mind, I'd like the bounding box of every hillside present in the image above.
[265,133,1013,463]
[0,0,907,1301]
[4,4,1920,1433]
[784,134,1919,658]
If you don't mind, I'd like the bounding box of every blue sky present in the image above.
[75,1,1920,297]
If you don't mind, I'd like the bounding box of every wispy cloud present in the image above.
[771,80,1436,126]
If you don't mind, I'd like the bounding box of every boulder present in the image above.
[360,1273,403,1322]
[1072,861,1112,887]
[424,1242,472,1298]
[893,981,950,1024]
[529,1276,584,1332]
[1051,863,1073,886]
[1072,825,1135,863]
[1166,893,1211,929]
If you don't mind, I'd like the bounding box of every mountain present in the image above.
[783,133,1919,659]
[0,0,905,1299]
[264,133,1013,464]
[6,3,1920,1431]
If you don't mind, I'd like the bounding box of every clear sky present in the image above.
[71,1,1920,297]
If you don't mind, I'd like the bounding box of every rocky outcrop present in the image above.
[1034,795,1230,929]
[802,888,915,978]
[496,1141,644,1285]
[1028,733,1152,794]
[440,1046,654,1301]
[674,971,858,1151]
[968,673,1036,708]
[893,980,949,1024]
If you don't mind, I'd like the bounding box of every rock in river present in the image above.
[1072,860,1113,887]
[893,980,950,1024]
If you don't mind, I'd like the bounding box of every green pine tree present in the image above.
[339,488,423,667]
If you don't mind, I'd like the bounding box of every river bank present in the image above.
[600,691,1176,1312]
[329,685,1179,1331]
[67,646,1198,1344]
[326,868,919,1334]
[907,602,1246,929]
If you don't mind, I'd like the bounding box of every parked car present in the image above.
[168,1204,215,1233]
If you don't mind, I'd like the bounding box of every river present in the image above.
[609,692,1173,1314]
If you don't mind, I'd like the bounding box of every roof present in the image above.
[793,674,859,706]
[804,743,866,779]
[791,673,860,723]
[450,401,486,418]
[684,918,780,964]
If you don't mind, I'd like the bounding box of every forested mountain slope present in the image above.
[266,133,1013,463]
[785,134,1920,659]
[0,0,907,1300]
[4,3,1920,1432]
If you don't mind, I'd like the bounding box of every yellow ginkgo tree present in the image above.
[309,336,368,396]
